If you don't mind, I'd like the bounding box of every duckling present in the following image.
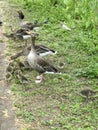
[6,72,12,81]
[27,34,60,83]
[9,60,17,66]
[58,62,65,69]
[6,64,14,74]
[13,69,20,79]
[17,10,24,20]
[80,89,98,98]
[10,51,24,60]
[79,88,98,102]
[20,74,28,85]
[3,33,16,40]
[14,69,28,85]
[18,61,25,68]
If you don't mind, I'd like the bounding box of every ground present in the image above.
[0,1,20,130]
[0,0,98,130]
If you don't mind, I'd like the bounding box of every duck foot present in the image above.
[35,74,44,83]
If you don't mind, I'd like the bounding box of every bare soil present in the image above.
[0,1,21,130]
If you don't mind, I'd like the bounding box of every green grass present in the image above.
[5,0,98,129]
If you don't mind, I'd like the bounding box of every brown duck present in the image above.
[3,26,32,40]
[11,37,57,59]
[27,34,59,74]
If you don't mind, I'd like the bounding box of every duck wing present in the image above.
[36,57,58,73]
[21,23,34,30]
[35,45,55,53]
[16,28,29,33]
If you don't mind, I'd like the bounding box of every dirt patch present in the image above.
[0,1,21,130]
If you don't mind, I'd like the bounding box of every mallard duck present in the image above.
[17,10,43,30]
[27,34,59,75]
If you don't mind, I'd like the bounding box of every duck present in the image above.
[20,74,28,85]
[80,88,98,98]
[17,10,43,30]
[6,62,14,74]
[27,34,59,76]
[4,25,32,40]
[79,88,98,102]
[14,69,28,85]
[6,72,12,82]
[3,29,30,39]
[17,10,24,20]
[10,51,24,60]
[18,61,26,69]
[10,37,57,60]
[3,27,34,45]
